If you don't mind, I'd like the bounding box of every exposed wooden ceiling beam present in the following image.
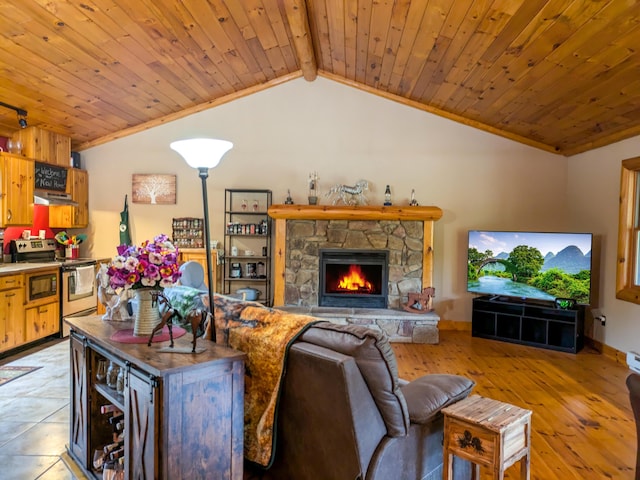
[1,1,639,155]
[284,0,317,81]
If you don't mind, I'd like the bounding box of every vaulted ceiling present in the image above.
[0,0,639,156]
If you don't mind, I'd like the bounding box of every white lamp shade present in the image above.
[170,138,233,169]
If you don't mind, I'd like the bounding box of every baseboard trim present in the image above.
[439,323,629,366]
[438,320,471,331]
[584,336,628,365]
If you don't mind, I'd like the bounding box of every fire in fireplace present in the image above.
[335,264,374,293]
[319,249,388,308]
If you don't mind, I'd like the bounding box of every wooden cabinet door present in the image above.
[0,286,25,352]
[69,333,90,467]
[72,168,88,226]
[0,154,34,226]
[12,126,71,166]
[49,168,88,228]
[163,359,245,479]
[126,369,158,478]
[25,301,60,341]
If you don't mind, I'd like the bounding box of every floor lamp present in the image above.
[170,138,233,343]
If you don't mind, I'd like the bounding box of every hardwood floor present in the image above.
[392,331,637,479]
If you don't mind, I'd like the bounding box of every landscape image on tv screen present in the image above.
[467,231,592,304]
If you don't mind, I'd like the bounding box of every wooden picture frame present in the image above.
[132,174,176,204]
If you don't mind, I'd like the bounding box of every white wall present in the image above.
[568,138,640,354]
[81,77,571,334]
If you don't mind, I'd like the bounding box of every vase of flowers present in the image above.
[106,234,181,336]
[132,288,161,336]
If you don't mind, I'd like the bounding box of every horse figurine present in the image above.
[326,179,369,205]
[96,264,133,321]
[147,289,210,353]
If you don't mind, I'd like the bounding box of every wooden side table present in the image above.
[442,395,532,480]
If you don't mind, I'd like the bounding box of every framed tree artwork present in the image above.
[132,174,177,204]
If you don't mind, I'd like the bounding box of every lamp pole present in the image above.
[170,138,233,346]
[198,167,216,343]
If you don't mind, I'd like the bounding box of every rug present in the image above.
[0,366,42,386]
[214,294,320,468]
[110,326,186,344]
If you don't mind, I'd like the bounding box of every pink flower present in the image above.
[106,234,181,291]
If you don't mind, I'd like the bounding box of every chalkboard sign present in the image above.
[35,162,67,192]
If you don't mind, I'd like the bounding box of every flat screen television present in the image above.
[467,230,593,305]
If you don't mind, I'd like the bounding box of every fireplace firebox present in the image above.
[319,249,388,308]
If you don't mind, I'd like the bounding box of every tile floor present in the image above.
[0,339,80,479]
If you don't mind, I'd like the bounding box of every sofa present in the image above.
[628,373,640,480]
[214,296,474,480]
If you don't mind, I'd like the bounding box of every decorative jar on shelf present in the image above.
[95,359,107,383]
[106,361,119,389]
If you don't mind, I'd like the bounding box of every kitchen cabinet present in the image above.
[12,126,71,167]
[0,153,34,227]
[224,189,272,305]
[179,248,218,291]
[49,168,89,228]
[0,273,25,352]
[25,300,60,341]
[0,267,60,354]
[67,316,245,479]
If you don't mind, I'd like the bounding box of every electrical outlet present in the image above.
[591,308,606,326]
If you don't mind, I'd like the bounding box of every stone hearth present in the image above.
[268,205,443,343]
[278,306,439,343]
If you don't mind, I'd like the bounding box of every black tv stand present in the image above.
[472,295,584,353]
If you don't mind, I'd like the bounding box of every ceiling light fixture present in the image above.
[0,101,28,129]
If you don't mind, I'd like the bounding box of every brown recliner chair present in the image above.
[628,373,640,480]
[262,322,475,480]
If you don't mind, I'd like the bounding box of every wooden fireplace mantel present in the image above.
[267,204,443,306]
[268,205,443,221]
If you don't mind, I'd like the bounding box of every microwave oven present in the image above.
[27,271,58,302]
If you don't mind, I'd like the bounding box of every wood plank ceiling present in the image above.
[0,0,638,156]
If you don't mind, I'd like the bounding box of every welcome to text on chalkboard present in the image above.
[35,162,67,192]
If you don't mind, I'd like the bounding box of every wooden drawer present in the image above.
[446,418,497,467]
[0,274,23,291]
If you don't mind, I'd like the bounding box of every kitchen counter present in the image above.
[0,262,61,274]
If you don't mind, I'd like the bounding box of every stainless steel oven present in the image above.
[61,260,98,337]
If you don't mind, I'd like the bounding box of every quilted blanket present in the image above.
[213,295,320,468]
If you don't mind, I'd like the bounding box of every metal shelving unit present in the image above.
[223,189,272,305]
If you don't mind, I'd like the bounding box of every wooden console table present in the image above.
[66,315,246,479]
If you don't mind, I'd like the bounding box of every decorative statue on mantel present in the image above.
[284,189,294,204]
[308,172,318,205]
[410,189,419,206]
[326,179,369,206]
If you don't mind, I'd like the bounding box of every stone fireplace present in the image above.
[268,205,443,343]
[319,249,389,308]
